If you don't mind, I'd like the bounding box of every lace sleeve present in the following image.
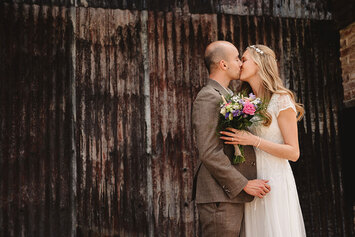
[275,94,297,117]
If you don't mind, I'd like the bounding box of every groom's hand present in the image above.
[243,179,270,198]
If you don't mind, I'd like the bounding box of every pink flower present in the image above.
[243,101,256,115]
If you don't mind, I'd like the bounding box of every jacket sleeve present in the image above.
[192,89,248,199]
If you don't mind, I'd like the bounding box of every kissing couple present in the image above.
[192,41,306,237]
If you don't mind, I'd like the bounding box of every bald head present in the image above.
[204,41,238,74]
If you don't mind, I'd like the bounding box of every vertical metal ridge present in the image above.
[69,6,77,237]
[140,9,154,237]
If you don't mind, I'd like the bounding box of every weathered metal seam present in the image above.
[140,9,154,237]
[69,6,77,237]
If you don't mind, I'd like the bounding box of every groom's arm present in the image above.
[193,89,248,199]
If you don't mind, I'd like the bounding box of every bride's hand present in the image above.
[219,127,257,146]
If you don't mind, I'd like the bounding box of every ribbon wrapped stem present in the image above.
[232,144,245,164]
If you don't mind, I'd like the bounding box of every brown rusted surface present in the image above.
[74,8,149,236]
[0,2,353,237]
[0,3,74,237]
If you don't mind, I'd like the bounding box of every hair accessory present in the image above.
[249,45,264,55]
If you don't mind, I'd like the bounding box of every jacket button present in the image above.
[222,185,230,193]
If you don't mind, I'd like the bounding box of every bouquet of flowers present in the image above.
[218,92,266,164]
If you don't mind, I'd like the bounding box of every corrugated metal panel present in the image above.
[2,0,332,19]
[74,8,149,236]
[0,3,74,237]
[0,2,353,237]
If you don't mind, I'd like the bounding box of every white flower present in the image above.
[233,103,242,110]
[220,107,226,115]
[232,95,241,102]
[251,98,261,105]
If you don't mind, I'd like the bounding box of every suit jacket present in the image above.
[192,79,257,204]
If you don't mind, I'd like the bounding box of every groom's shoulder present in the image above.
[194,84,220,102]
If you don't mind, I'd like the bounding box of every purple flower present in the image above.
[249,93,256,100]
[232,110,242,117]
[225,112,230,119]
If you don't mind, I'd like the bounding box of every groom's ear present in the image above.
[219,60,227,70]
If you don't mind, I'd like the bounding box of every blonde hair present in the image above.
[240,44,304,126]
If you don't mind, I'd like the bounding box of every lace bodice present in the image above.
[250,93,297,144]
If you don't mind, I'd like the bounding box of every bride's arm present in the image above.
[258,108,300,161]
[220,108,300,162]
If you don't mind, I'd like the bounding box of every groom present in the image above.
[192,41,270,236]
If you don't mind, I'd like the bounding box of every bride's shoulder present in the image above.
[267,93,281,107]
[268,93,296,117]
[270,93,292,103]
[268,93,293,111]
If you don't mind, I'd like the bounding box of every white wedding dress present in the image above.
[244,93,306,237]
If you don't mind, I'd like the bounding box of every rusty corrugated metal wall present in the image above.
[1,1,353,237]
[0,4,75,236]
[74,8,149,236]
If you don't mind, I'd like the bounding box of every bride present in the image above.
[220,45,306,236]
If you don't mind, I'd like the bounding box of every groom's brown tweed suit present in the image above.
[192,79,257,237]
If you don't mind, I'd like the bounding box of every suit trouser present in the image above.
[197,202,245,237]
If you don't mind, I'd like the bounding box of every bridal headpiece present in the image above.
[249,45,264,55]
